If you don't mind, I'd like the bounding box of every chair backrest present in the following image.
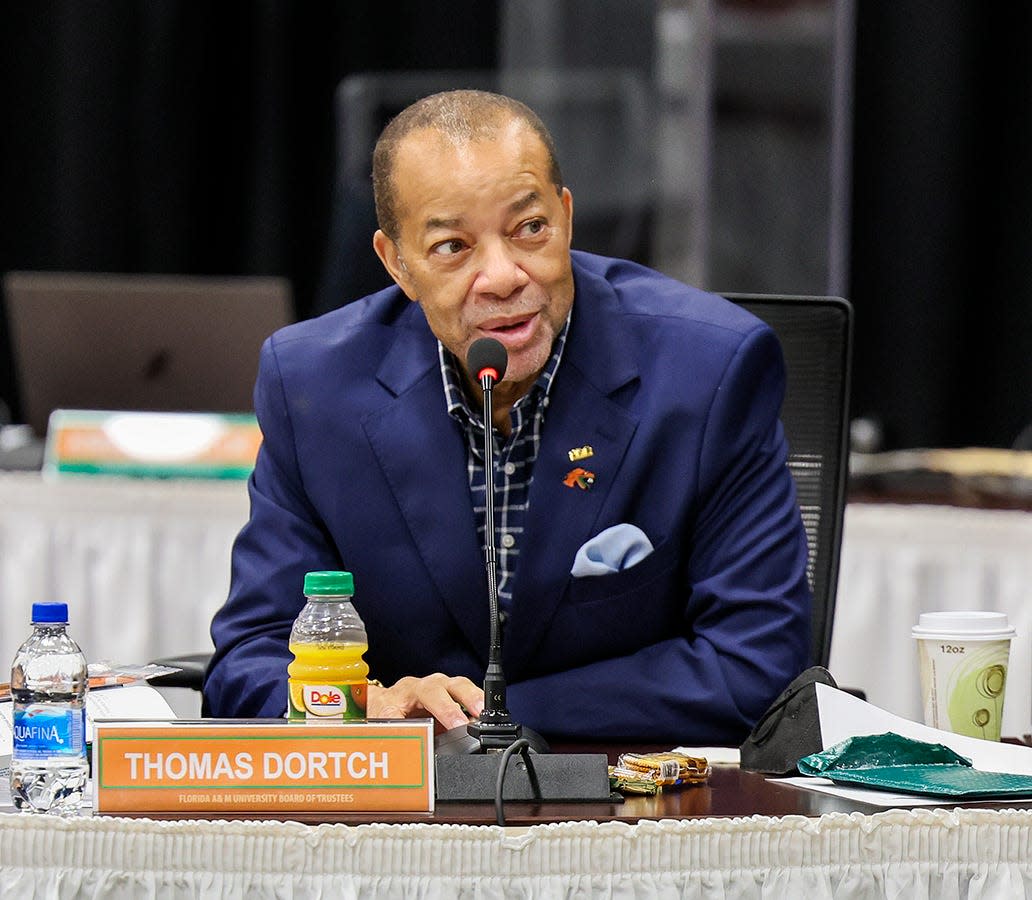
[724,294,853,669]
[335,68,652,245]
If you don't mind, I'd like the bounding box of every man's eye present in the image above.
[431,239,466,256]
[516,219,546,238]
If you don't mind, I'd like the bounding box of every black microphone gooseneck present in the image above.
[463,338,523,749]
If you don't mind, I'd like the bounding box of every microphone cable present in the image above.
[494,737,531,826]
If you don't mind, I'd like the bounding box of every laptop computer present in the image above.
[4,271,294,438]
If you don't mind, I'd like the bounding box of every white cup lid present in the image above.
[912,610,1016,639]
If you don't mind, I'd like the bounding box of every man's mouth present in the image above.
[480,313,537,340]
[492,319,528,333]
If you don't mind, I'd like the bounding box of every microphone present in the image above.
[433,337,611,804]
[466,336,507,387]
[462,339,538,751]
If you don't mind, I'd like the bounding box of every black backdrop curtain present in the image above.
[0,1,499,425]
[849,3,1032,450]
[2,2,1031,450]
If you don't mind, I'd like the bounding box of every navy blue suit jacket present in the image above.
[205,251,812,743]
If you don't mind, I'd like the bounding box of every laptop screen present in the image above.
[4,272,293,438]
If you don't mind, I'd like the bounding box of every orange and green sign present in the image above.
[93,719,434,814]
[45,410,262,479]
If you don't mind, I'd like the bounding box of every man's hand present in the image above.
[367,674,485,732]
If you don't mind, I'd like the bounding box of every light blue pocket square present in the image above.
[571,523,655,577]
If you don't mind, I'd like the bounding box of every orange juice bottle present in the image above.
[287,571,369,720]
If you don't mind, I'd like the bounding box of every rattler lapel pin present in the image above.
[563,467,596,490]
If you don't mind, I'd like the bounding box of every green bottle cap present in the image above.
[303,570,355,596]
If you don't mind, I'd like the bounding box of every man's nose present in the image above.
[472,240,530,298]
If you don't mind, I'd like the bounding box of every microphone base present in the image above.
[434,726,613,802]
[434,722,550,756]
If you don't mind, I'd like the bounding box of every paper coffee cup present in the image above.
[912,611,1015,741]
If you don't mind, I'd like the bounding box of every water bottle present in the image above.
[287,570,370,720]
[10,602,89,814]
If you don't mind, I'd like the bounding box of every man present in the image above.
[205,90,811,744]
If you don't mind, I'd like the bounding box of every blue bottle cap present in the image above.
[31,602,69,624]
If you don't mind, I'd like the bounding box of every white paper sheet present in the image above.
[815,683,1032,774]
[777,776,957,807]
[673,746,741,765]
[0,684,176,758]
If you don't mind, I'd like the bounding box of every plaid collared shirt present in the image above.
[439,318,570,615]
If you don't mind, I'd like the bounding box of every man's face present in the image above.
[373,119,575,400]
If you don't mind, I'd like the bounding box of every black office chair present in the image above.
[724,294,853,670]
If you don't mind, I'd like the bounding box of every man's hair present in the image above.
[371,89,564,241]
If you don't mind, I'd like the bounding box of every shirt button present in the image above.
[501,533,516,549]
[504,462,516,476]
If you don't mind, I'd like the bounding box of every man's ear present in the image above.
[561,187,574,248]
[373,230,417,300]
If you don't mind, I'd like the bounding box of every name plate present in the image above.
[92,719,434,814]
[44,409,262,479]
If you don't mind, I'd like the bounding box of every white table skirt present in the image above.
[3,807,1032,898]
[0,472,248,680]
[830,502,1032,738]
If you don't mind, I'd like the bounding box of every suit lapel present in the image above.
[503,267,641,676]
[361,312,490,661]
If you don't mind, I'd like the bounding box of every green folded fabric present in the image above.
[798,732,1032,798]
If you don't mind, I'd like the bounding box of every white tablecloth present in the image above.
[3,807,1032,898]
[0,472,248,684]
[831,502,1032,738]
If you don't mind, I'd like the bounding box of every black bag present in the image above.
[739,666,838,775]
